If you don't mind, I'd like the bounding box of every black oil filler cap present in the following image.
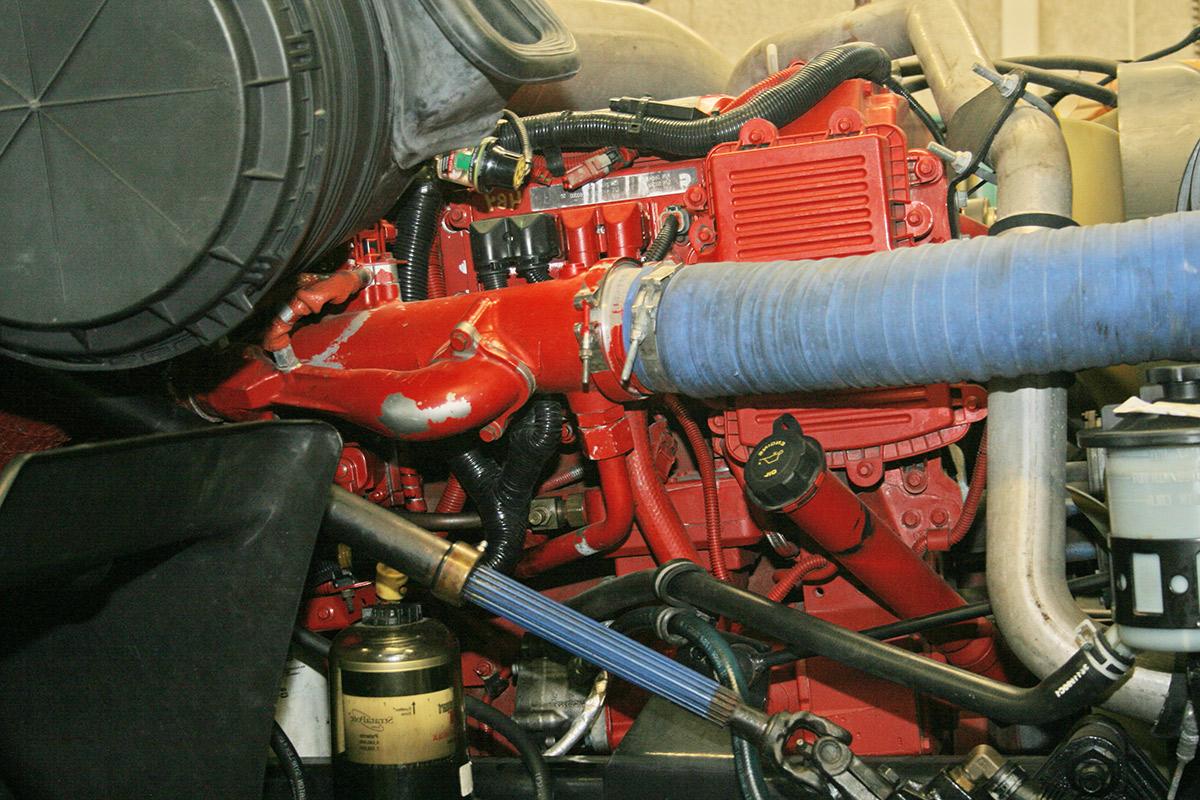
[744,414,825,511]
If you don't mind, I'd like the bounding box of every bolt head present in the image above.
[902,510,921,528]
[931,508,949,526]
[1072,759,1111,794]
[449,329,472,352]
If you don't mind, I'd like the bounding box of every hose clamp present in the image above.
[653,606,691,647]
[620,261,684,389]
[654,559,706,609]
[1075,620,1134,681]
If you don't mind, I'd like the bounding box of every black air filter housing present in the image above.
[0,0,576,370]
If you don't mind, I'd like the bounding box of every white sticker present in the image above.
[1115,396,1200,420]
[460,761,475,797]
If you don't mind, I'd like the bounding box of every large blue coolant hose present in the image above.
[462,566,741,725]
[632,211,1200,396]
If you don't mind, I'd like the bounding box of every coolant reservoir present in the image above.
[1079,365,1200,652]
[330,602,471,799]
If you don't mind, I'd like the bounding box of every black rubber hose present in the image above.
[643,212,682,263]
[672,615,771,800]
[1002,54,1119,77]
[993,60,1118,106]
[390,172,443,302]
[565,571,657,620]
[756,571,1111,669]
[497,43,893,158]
[465,695,554,800]
[662,566,1132,725]
[270,721,310,800]
[882,76,945,147]
[448,400,563,574]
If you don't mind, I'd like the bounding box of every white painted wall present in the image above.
[642,0,1198,62]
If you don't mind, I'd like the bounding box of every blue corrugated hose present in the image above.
[630,211,1200,396]
[463,566,733,723]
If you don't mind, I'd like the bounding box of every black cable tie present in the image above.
[627,95,652,136]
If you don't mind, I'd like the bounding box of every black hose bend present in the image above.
[270,721,310,800]
[661,565,1134,726]
[447,399,563,574]
[390,171,443,302]
[465,695,554,800]
[497,43,893,158]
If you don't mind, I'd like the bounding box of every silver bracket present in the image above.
[971,62,1057,120]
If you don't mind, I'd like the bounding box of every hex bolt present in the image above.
[528,506,553,527]
[1072,758,1111,794]
[927,142,974,176]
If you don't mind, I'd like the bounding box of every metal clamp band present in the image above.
[620,260,684,388]
[654,559,706,609]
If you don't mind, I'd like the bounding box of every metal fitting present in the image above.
[271,344,300,371]
[430,541,483,606]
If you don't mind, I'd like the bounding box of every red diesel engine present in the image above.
[275,76,988,757]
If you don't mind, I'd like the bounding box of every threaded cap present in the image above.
[744,414,824,511]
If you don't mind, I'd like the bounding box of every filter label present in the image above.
[342,688,456,765]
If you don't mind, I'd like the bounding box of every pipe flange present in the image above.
[654,559,707,608]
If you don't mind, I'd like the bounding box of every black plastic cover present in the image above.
[743,414,825,511]
[0,0,401,370]
[0,421,342,799]
[511,213,561,268]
